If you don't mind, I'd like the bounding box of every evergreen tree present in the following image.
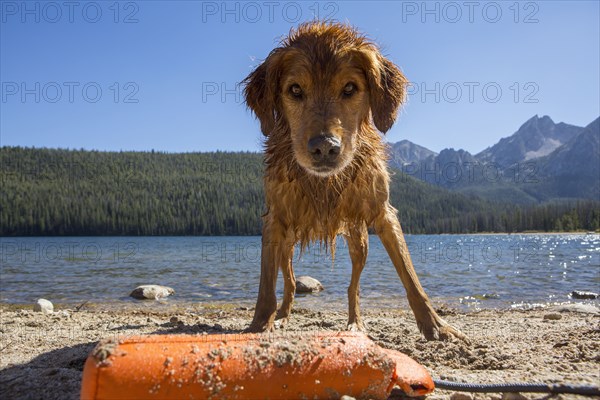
[1,146,599,236]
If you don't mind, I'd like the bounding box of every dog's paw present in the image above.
[244,321,274,333]
[273,318,289,329]
[275,308,291,323]
[419,319,470,343]
[347,321,367,332]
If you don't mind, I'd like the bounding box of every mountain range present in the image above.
[2,146,598,235]
[388,115,600,204]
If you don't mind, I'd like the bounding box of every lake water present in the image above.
[1,234,598,311]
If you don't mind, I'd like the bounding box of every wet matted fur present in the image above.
[243,21,466,341]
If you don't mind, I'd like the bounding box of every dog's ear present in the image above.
[242,50,283,136]
[359,48,408,133]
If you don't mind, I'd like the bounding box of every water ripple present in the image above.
[1,234,598,310]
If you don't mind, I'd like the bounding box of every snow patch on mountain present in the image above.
[523,138,562,160]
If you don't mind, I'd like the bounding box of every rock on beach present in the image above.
[571,290,599,300]
[33,298,54,314]
[130,285,175,300]
[295,276,324,293]
[543,312,562,320]
[550,303,599,315]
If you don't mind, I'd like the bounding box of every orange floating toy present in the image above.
[81,331,433,399]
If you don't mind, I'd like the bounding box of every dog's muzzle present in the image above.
[307,135,341,171]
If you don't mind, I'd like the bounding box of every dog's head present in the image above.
[243,21,407,177]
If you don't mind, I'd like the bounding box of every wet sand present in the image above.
[0,302,598,399]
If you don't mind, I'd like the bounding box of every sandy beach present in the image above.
[0,302,598,400]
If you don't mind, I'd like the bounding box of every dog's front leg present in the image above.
[247,219,293,332]
[374,204,468,342]
[275,245,295,326]
[345,223,368,331]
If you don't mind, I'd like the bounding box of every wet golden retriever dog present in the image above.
[243,21,466,341]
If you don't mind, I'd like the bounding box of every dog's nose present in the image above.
[308,135,341,162]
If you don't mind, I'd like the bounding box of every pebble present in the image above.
[129,285,175,300]
[550,304,599,315]
[571,290,599,300]
[295,276,324,293]
[340,396,356,400]
[482,293,499,299]
[543,313,562,320]
[33,298,54,314]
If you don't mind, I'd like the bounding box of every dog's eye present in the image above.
[342,82,356,97]
[289,84,303,99]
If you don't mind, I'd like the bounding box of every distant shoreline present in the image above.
[2,298,598,314]
[1,231,598,238]
[436,230,599,235]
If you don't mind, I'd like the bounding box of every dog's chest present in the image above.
[267,173,380,235]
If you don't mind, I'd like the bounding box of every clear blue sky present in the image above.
[1,1,599,154]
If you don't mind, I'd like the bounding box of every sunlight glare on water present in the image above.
[1,234,598,311]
